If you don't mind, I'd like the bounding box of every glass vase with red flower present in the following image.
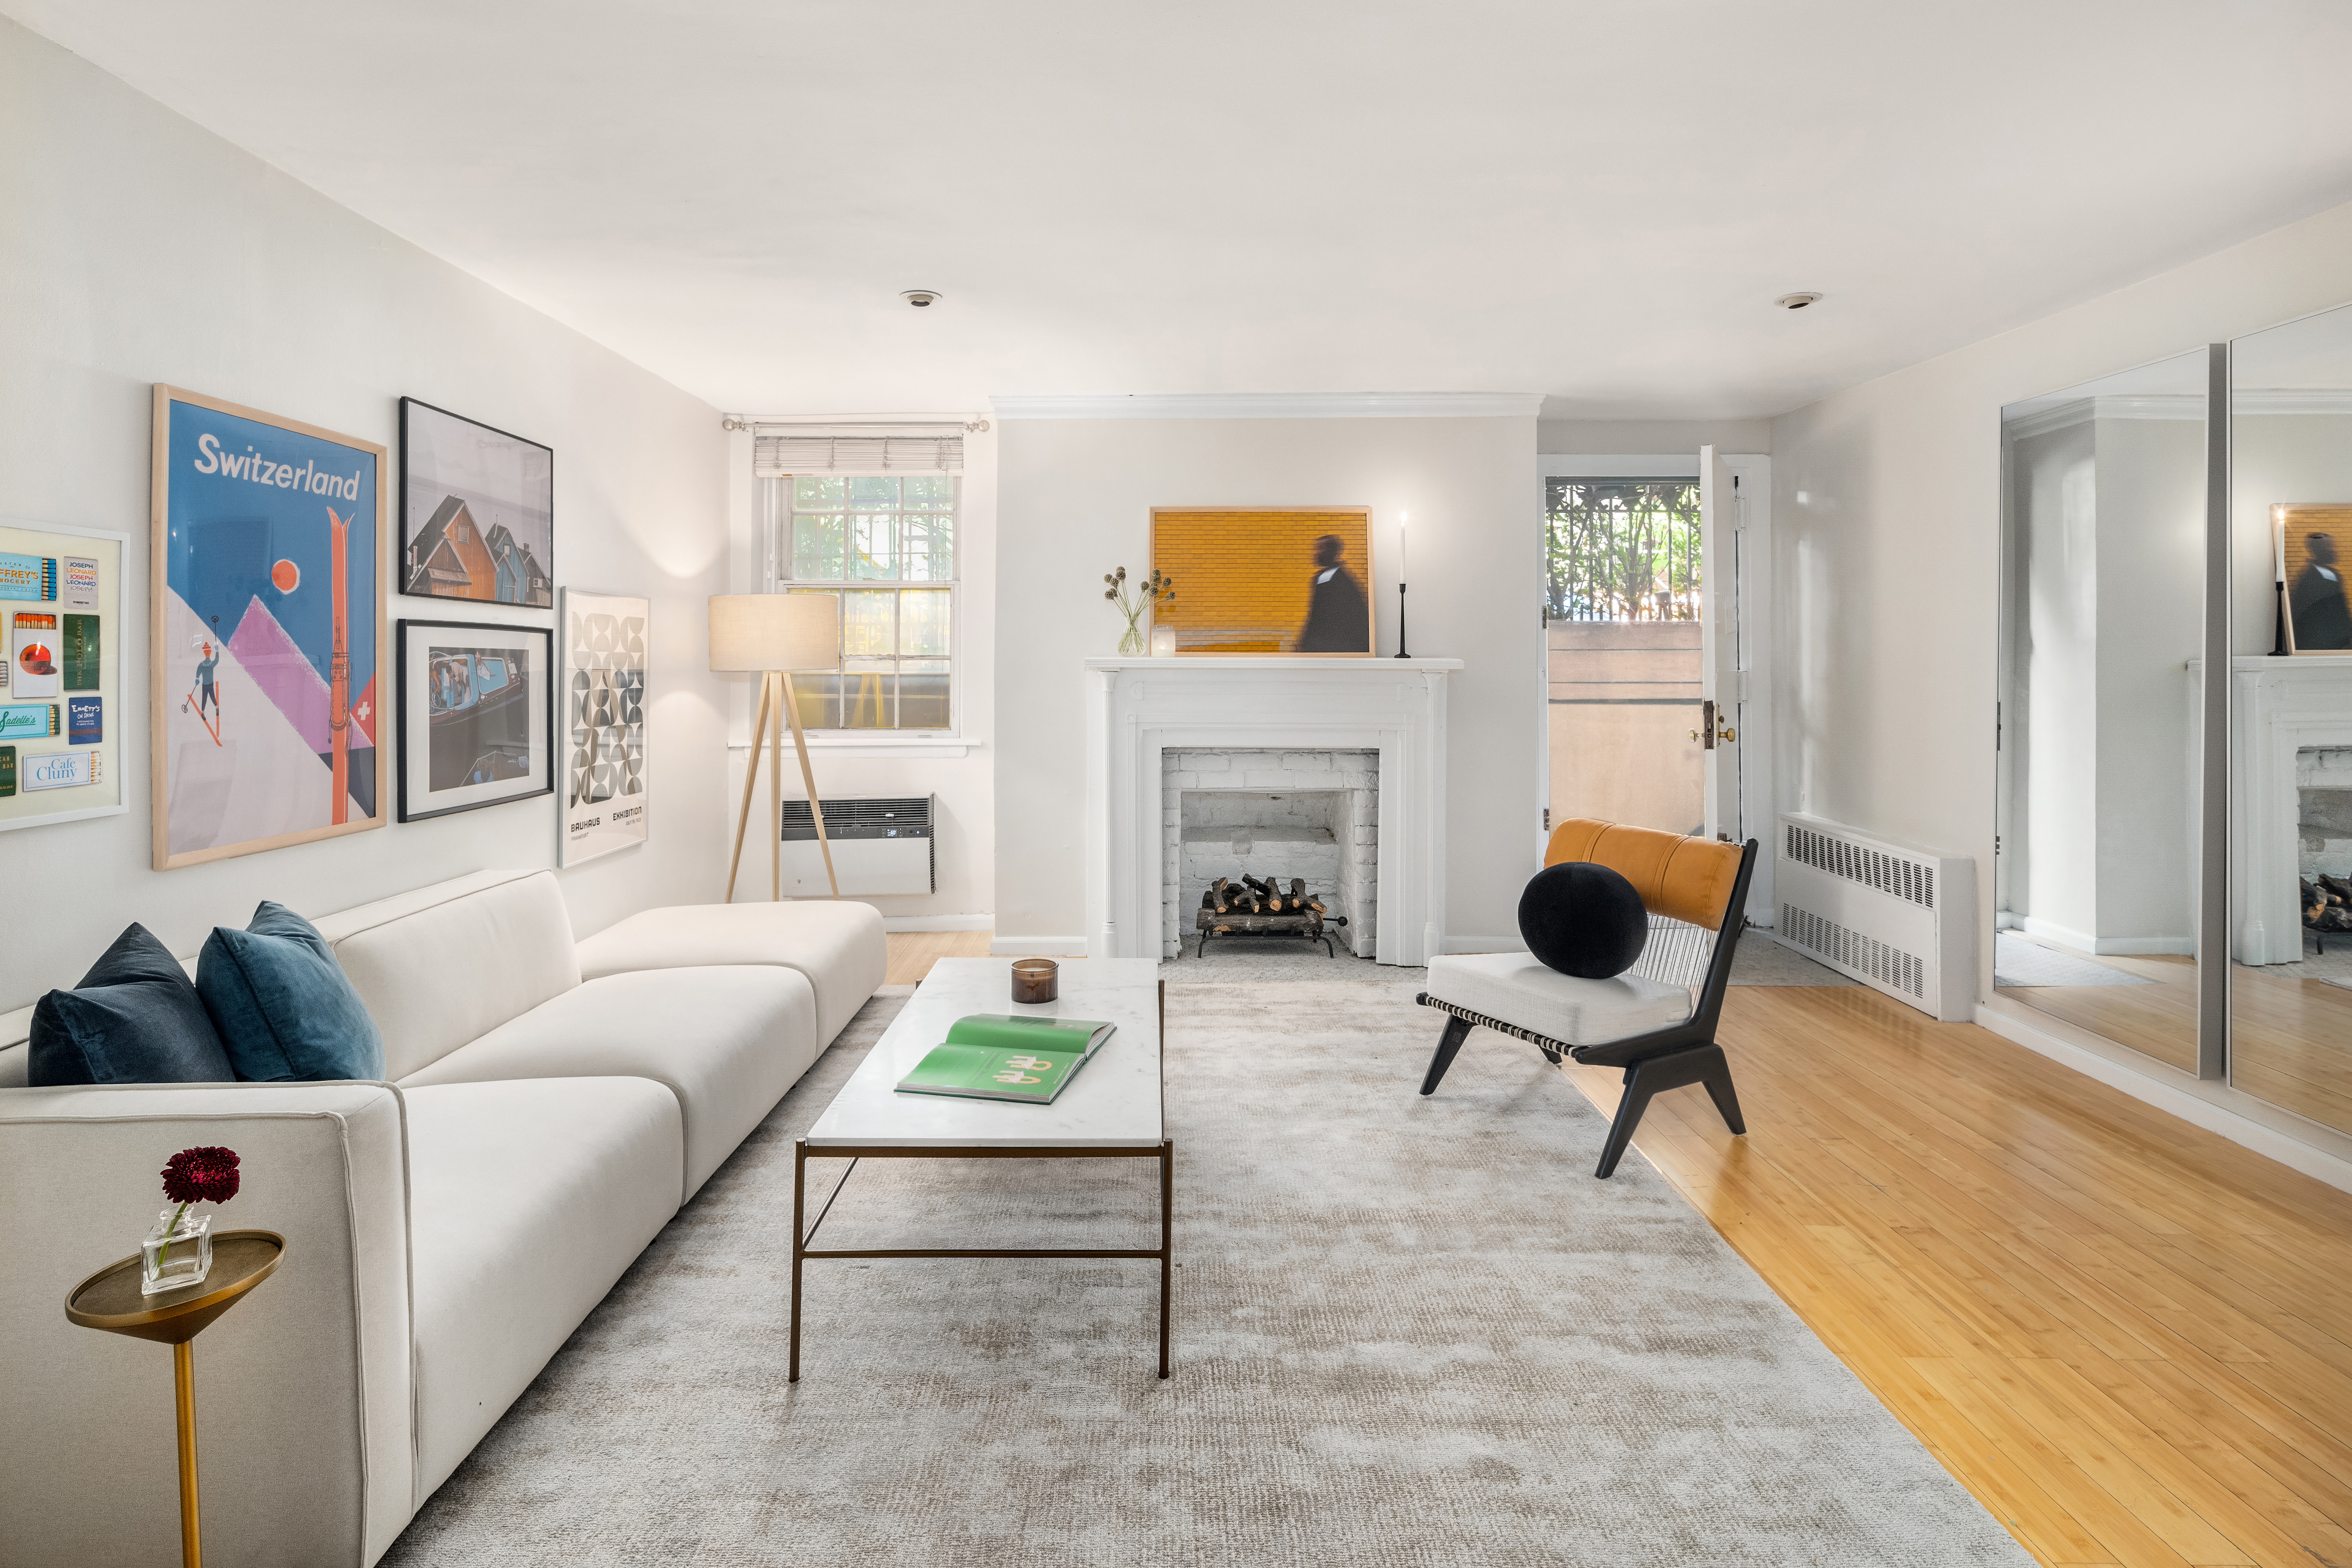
[141,1145,241,1296]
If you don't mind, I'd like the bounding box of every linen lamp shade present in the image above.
[708,594,840,673]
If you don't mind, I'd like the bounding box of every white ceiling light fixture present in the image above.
[1776,292,1824,310]
[901,289,942,308]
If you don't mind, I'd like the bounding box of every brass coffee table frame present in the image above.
[791,978,1172,1381]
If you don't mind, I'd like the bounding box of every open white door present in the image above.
[1698,446,1741,841]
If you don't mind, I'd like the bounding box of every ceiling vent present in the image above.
[1776,292,1822,310]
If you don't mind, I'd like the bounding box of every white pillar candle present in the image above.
[1399,516,1408,582]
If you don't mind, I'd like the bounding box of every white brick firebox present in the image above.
[1083,657,1460,965]
[1164,750,1378,957]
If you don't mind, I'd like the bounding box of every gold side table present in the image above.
[64,1230,285,1568]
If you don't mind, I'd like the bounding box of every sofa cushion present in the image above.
[403,1078,682,1501]
[28,924,233,1086]
[397,965,819,1200]
[317,870,581,1081]
[1425,951,1693,1048]
[575,899,886,1049]
[198,903,386,1082]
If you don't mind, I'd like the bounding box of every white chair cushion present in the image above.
[399,965,819,1200]
[317,870,582,1081]
[575,899,887,1049]
[403,1077,682,1501]
[1424,951,1693,1047]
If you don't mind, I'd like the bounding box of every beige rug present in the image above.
[382,974,2030,1567]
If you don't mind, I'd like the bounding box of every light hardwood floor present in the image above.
[882,935,2352,1566]
[1565,984,2352,1568]
[1998,935,2352,1135]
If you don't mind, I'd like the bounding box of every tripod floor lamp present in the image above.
[711,593,841,902]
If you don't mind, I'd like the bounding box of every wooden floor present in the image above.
[1997,934,2352,1135]
[1566,984,2352,1568]
[882,929,995,984]
[883,936,2352,1566]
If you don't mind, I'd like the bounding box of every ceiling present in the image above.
[13,1,2352,419]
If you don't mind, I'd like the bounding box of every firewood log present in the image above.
[2322,873,2352,905]
[1210,877,1236,914]
[2308,879,2331,925]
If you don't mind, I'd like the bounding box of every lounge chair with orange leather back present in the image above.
[1417,818,1758,1178]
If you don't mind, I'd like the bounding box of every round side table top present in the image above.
[64,1230,285,1347]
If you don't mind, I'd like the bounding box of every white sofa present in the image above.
[0,869,886,1568]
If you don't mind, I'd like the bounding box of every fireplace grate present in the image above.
[1191,877,1350,958]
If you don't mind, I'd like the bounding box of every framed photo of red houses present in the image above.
[399,398,554,608]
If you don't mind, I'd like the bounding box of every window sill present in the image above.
[728,737,972,759]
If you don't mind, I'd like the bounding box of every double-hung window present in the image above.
[761,467,958,733]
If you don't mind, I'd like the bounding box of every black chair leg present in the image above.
[1418,1014,1473,1096]
[1593,1043,1744,1178]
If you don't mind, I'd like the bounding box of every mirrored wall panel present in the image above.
[2231,304,2352,1134]
[1997,350,2207,1070]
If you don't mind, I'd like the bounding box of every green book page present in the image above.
[942,1014,1114,1055]
[896,1042,1089,1103]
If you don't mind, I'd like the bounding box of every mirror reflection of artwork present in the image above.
[2279,503,2352,653]
[1150,508,1374,656]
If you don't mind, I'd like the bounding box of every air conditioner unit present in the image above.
[1773,812,1975,1022]
[780,795,935,896]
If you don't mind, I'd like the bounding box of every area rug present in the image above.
[382,976,2031,1567]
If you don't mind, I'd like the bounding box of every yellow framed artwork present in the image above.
[2279,503,2352,654]
[1149,507,1374,656]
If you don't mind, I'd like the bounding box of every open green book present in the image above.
[894,1014,1118,1104]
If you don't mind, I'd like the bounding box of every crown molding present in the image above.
[2236,388,2352,415]
[987,391,1545,420]
[2003,392,2205,439]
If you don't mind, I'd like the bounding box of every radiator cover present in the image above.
[1773,812,1975,1022]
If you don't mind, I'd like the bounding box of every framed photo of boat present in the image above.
[399,398,554,608]
[558,587,648,865]
[395,619,554,822]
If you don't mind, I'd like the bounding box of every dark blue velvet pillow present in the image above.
[30,924,234,1086]
[198,902,385,1082]
[1518,861,1650,980]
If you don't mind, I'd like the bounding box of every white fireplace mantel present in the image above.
[1083,657,1461,965]
[2231,656,2352,964]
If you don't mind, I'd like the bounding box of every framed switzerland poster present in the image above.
[151,386,388,869]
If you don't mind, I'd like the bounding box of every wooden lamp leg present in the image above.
[768,670,783,902]
[725,672,773,904]
[174,1340,201,1568]
[780,671,840,899]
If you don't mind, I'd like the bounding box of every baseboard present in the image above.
[989,935,1087,955]
[2010,916,2192,957]
[880,915,994,932]
[1974,999,2352,1198]
[2089,936,2196,956]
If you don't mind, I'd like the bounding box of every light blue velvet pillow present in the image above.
[197,902,385,1082]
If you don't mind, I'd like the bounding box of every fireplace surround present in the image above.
[1083,656,1460,965]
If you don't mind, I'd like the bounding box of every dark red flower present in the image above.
[160,1146,240,1206]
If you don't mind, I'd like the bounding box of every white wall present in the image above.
[1771,193,2352,995]
[993,415,1541,951]
[719,425,997,928]
[0,18,731,1007]
[1537,418,1772,456]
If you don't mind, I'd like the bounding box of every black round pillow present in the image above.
[1518,861,1648,979]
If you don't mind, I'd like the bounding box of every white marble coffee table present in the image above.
[793,957,1170,1379]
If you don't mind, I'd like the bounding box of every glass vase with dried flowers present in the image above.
[1104,565,1175,655]
[142,1145,241,1296]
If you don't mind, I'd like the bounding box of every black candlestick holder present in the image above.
[1395,581,1409,657]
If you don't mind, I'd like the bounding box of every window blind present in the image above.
[752,423,964,475]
